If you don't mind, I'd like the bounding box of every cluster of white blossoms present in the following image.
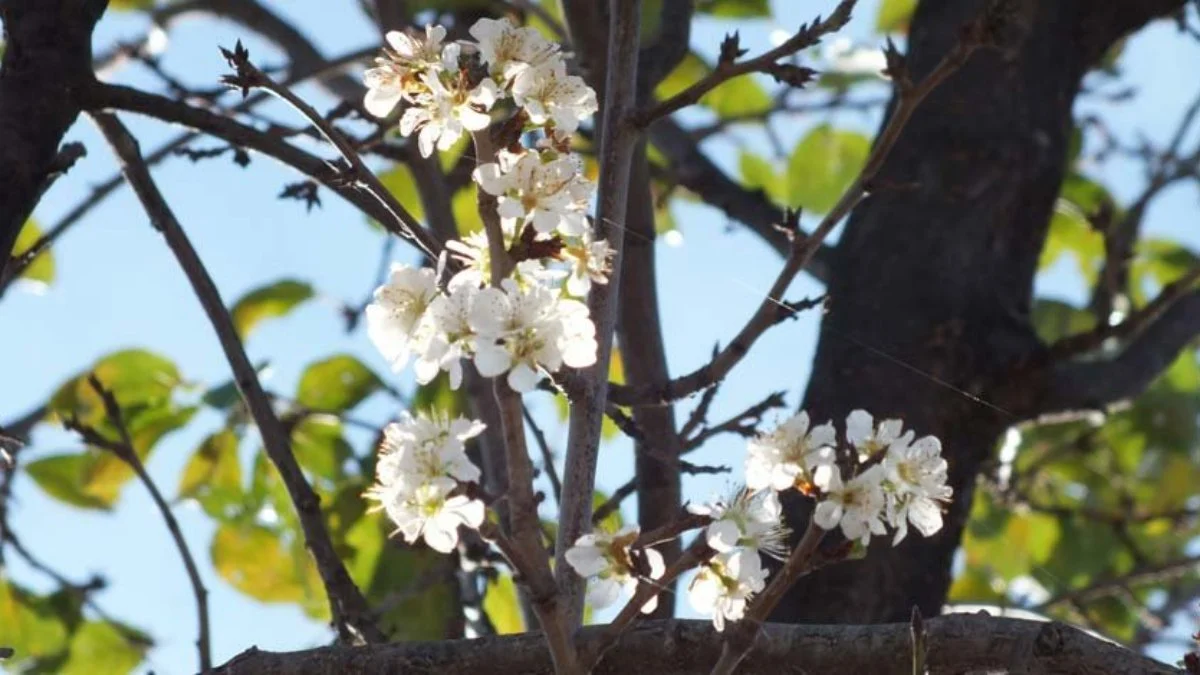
[679,410,951,631]
[364,18,609,396]
[365,412,488,553]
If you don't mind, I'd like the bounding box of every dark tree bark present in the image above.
[773,0,1187,624]
[0,0,108,280]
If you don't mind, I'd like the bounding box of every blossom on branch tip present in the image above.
[744,411,836,493]
[882,434,952,544]
[512,60,598,136]
[845,409,910,459]
[401,71,500,158]
[688,549,768,632]
[363,25,449,117]
[565,526,665,613]
[374,477,485,553]
[563,234,614,297]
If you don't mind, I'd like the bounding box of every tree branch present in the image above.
[90,111,385,645]
[554,0,644,627]
[213,615,1180,675]
[1023,287,1200,419]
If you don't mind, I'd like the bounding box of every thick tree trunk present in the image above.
[0,0,108,278]
[773,0,1184,624]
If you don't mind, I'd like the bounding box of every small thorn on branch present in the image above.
[718,32,748,66]
[279,180,322,212]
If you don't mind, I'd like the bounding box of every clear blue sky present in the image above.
[2,1,1198,672]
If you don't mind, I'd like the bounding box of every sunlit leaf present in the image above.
[211,523,309,603]
[413,373,468,418]
[290,415,352,482]
[483,574,525,635]
[656,53,772,120]
[229,280,314,340]
[296,354,383,412]
[177,430,243,518]
[59,621,147,675]
[592,490,623,534]
[108,0,155,10]
[25,454,112,511]
[81,405,198,506]
[1030,299,1095,343]
[452,184,485,235]
[786,125,870,214]
[378,164,427,225]
[49,349,182,426]
[12,220,55,287]
[962,492,1060,580]
[697,0,769,17]
[1038,200,1103,283]
[0,576,70,667]
[876,0,917,33]
[739,151,786,205]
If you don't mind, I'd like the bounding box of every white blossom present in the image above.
[362,25,449,118]
[688,488,790,560]
[413,277,479,389]
[883,434,952,544]
[401,70,500,158]
[565,526,664,613]
[845,409,911,460]
[744,411,837,493]
[563,234,614,297]
[373,412,485,491]
[473,150,594,237]
[813,464,888,546]
[469,17,562,84]
[366,264,438,371]
[511,60,598,136]
[688,549,768,632]
[372,477,485,553]
[469,279,597,392]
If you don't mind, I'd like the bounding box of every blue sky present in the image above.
[2,1,1198,672]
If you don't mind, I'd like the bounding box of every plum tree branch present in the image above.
[90,111,385,645]
[213,615,1180,674]
[554,0,644,627]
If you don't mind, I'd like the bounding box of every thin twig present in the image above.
[67,375,211,672]
[90,111,384,645]
[220,44,439,261]
[522,404,563,505]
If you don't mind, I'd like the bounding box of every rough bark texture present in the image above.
[214,615,1178,674]
[0,0,108,279]
[773,0,1186,625]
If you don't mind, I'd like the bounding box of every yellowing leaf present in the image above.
[483,574,525,635]
[12,220,55,287]
[177,430,243,517]
[876,0,917,33]
[229,280,314,340]
[656,53,771,120]
[25,454,111,511]
[0,576,69,665]
[211,523,309,603]
[378,164,427,223]
[59,621,147,675]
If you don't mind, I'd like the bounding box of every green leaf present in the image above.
[59,621,147,675]
[962,493,1061,580]
[49,349,182,426]
[786,125,870,214]
[108,0,155,10]
[12,220,55,286]
[738,152,786,205]
[290,415,352,482]
[876,0,917,33]
[211,523,310,603]
[592,490,623,534]
[378,164,427,225]
[229,280,315,340]
[1037,199,1104,283]
[80,405,197,506]
[178,430,243,518]
[696,0,769,17]
[25,454,112,511]
[656,53,772,120]
[296,354,383,412]
[413,373,468,418]
[483,575,525,635]
[0,576,70,666]
[1031,299,1096,343]
[452,184,485,235]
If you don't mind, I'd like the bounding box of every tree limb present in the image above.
[554,0,644,627]
[90,111,384,645]
[213,615,1181,675]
